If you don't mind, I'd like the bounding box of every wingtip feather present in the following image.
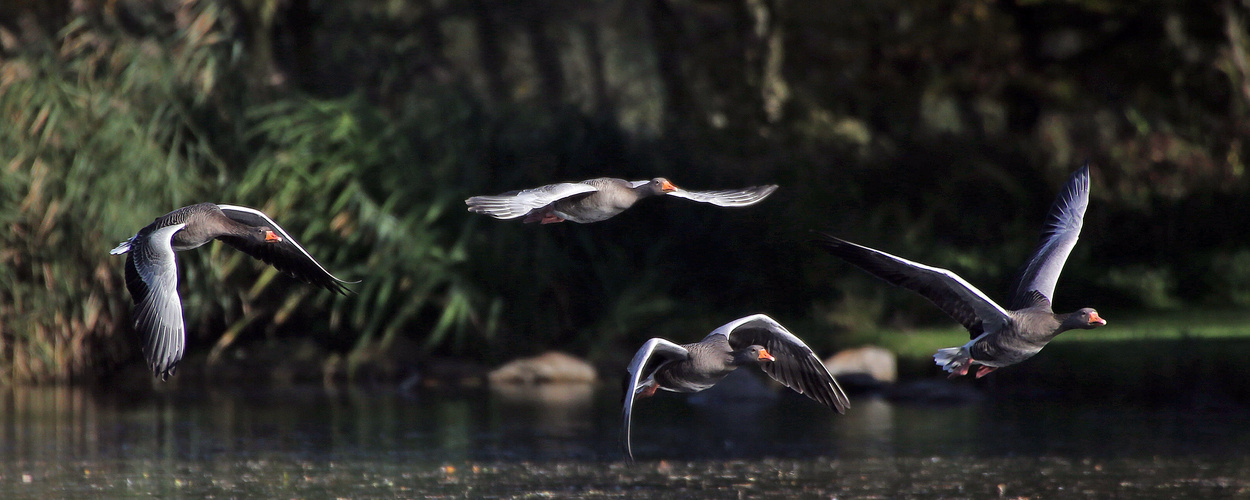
[110,240,132,255]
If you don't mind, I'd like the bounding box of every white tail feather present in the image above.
[933,347,970,373]
[110,239,133,255]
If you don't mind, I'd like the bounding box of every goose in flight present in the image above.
[622,314,849,460]
[111,203,352,379]
[811,165,1106,378]
[466,177,778,224]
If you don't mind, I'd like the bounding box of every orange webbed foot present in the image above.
[947,364,970,378]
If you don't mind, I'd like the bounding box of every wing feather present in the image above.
[125,223,186,380]
[811,235,1011,339]
[622,338,689,461]
[465,183,599,219]
[215,205,353,295]
[708,314,850,413]
[666,184,778,207]
[1007,165,1090,309]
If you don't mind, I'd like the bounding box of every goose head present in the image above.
[731,345,776,366]
[1063,308,1107,330]
[254,226,282,243]
[645,177,679,195]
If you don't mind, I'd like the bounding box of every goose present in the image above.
[622,314,849,460]
[111,203,352,379]
[811,165,1106,378]
[465,177,778,224]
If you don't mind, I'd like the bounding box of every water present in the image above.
[1,377,1248,498]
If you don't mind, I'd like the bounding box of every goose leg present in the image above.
[947,364,970,378]
[975,366,997,378]
[523,205,565,224]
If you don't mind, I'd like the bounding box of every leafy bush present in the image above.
[0,7,497,383]
[1203,250,1250,307]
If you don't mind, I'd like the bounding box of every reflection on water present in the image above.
[490,382,596,458]
[1,380,1248,497]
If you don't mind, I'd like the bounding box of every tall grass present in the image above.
[0,12,233,382]
[6,0,1250,384]
[0,5,497,383]
[0,3,692,384]
[236,96,500,368]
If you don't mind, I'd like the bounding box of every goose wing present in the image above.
[215,205,352,295]
[1008,165,1090,309]
[124,223,187,380]
[465,182,599,219]
[811,235,1011,339]
[622,338,689,461]
[666,184,779,207]
[709,314,850,413]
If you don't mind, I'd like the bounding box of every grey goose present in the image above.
[111,203,352,379]
[465,177,778,224]
[622,314,849,460]
[811,165,1106,378]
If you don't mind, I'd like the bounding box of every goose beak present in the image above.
[660,180,678,192]
[264,230,282,243]
[1089,311,1106,326]
[757,349,776,362]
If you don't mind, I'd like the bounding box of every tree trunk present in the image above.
[472,0,508,104]
[646,0,691,133]
[523,0,566,110]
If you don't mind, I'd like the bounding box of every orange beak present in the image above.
[1089,311,1106,326]
[757,348,776,362]
[264,230,282,243]
[660,180,678,192]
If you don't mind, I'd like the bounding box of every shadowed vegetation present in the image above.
[1,0,1248,383]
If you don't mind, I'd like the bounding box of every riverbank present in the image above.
[849,309,1250,405]
[81,309,1250,411]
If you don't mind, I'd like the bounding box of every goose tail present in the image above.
[110,238,133,255]
[934,347,972,378]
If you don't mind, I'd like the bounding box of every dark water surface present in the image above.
[1,377,1248,498]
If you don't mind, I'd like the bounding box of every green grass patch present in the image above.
[843,309,1250,360]
[837,310,1250,401]
[1067,309,1250,342]
[843,327,969,360]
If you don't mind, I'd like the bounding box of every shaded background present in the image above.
[1,0,1248,383]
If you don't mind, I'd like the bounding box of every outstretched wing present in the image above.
[1008,165,1090,309]
[811,235,1011,340]
[708,314,850,413]
[465,183,599,219]
[622,338,689,461]
[665,184,779,207]
[215,205,353,295]
[125,223,187,380]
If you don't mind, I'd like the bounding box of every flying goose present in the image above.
[466,177,778,224]
[111,203,352,379]
[622,314,849,460]
[811,165,1106,378]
